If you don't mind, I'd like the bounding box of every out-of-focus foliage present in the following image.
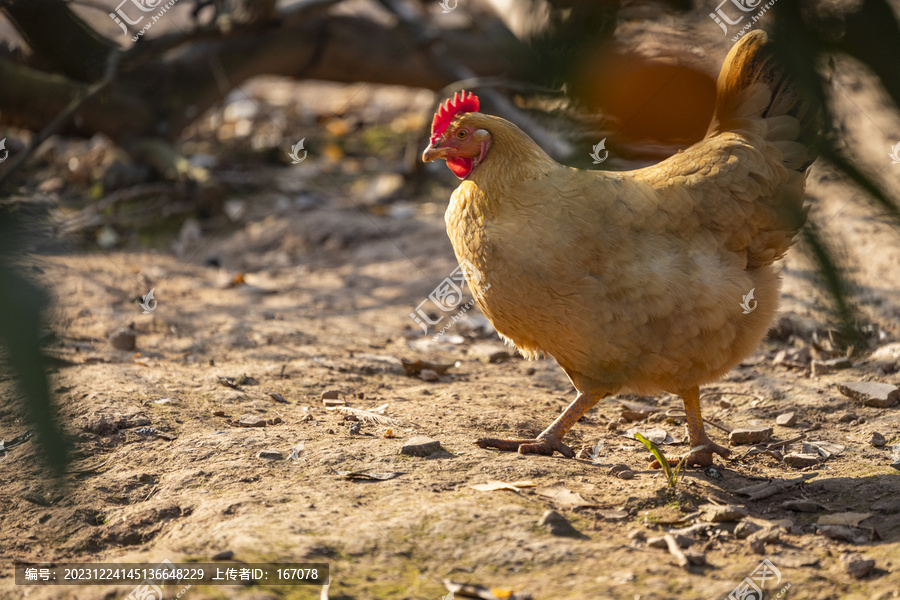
[769,0,900,346]
[0,212,70,476]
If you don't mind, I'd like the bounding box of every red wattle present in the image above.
[447,157,473,179]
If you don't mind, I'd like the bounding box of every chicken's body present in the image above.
[424,31,819,465]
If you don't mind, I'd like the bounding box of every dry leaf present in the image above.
[325,406,397,425]
[470,480,537,492]
[619,400,661,421]
[624,427,676,445]
[806,441,845,459]
[534,482,606,509]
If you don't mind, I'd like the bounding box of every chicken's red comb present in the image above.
[430,90,480,145]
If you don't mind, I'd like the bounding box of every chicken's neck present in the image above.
[463,118,560,209]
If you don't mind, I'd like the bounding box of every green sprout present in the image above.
[633,432,702,489]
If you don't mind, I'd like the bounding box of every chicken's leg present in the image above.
[654,385,730,468]
[475,391,602,458]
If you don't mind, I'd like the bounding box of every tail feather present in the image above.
[709,30,821,172]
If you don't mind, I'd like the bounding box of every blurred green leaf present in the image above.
[0,214,70,476]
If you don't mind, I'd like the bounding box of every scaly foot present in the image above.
[475,434,575,458]
[650,440,731,468]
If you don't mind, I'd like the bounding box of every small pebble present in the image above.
[841,553,875,579]
[349,422,361,435]
[837,381,900,408]
[400,436,442,457]
[238,414,266,427]
[734,521,761,539]
[321,390,340,400]
[870,432,886,447]
[775,412,797,427]
[703,466,723,480]
[608,464,631,477]
[819,525,859,543]
[783,453,819,468]
[211,550,234,560]
[729,426,773,445]
[257,449,283,460]
[700,504,748,522]
[748,527,780,554]
[419,368,440,382]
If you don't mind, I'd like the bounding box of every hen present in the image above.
[422,31,820,466]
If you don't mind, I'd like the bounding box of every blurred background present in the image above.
[1,1,900,598]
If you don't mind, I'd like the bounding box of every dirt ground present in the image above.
[3,11,900,600]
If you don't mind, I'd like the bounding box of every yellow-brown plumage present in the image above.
[424,31,818,465]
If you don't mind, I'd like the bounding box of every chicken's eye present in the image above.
[457,129,468,139]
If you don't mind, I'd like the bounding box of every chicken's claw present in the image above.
[475,435,575,458]
[649,441,731,469]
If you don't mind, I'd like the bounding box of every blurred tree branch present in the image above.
[0,0,520,144]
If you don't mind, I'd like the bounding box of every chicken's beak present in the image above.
[422,143,446,163]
